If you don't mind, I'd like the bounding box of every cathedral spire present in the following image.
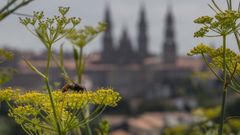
[138,4,148,62]
[162,6,177,65]
[104,4,112,32]
[118,27,134,64]
[102,4,115,63]
[165,6,174,40]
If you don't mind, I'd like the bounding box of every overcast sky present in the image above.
[0,0,235,55]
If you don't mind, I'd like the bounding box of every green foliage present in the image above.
[188,0,240,135]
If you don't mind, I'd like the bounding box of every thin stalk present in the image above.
[219,90,227,135]
[201,53,223,81]
[70,105,106,130]
[77,47,83,84]
[0,0,17,13]
[81,111,92,135]
[0,0,33,21]
[211,0,223,12]
[238,1,240,12]
[21,124,32,135]
[233,32,240,51]
[218,35,227,135]
[227,0,232,10]
[229,0,232,10]
[77,47,92,135]
[45,47,62,135]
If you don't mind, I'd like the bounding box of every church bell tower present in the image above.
[102,5,115,63]
[162,7,177,65]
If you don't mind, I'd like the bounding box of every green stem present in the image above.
[0,0,17,13]
[0,0,33,21]
[201,53,223,81]
[233,32,240,51]
[211,0,223,12]
[77,47,83,84]
[45,47,62,135]
[219,90,227,135]
[76,47,92,135]
[218,35,227,135]
[85,121,92,135]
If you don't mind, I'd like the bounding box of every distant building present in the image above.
[101,5,115,64]
[101,5,149,64]
[162,7,177,65]
[85,5,205,101]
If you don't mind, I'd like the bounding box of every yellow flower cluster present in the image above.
[188,43,240,74]
[0,88,121,134]
[91,89,122,107]
[187,43,214,56]
[8,105,40,124]
[0,88,17,102]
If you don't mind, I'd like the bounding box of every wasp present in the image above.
[62,82,86,93]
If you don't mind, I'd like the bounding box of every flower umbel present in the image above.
[19,7,81,48]
[64,22,106,48]
[189,1,240,135]
[0,88,121,134]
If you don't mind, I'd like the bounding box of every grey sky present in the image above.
[0,0,234,55]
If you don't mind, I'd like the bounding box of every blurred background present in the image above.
[1,0,240,135]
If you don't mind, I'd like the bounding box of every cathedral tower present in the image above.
[162,7,177,65]
[117,27,135,64]
[102,5,115,63]
[138,5,148,62]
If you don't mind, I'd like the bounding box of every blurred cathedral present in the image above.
[101,5,176,65]
[83,5,205,101]
[101,5,150,64]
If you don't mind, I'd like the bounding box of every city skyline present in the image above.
[0,0,233,55]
